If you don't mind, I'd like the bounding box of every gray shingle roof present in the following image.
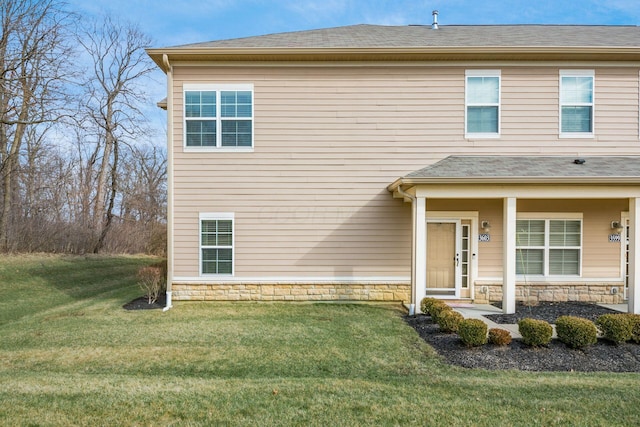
[404,156,640,180]
[170,24,640,49]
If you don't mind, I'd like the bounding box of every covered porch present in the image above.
[388,156,640,315]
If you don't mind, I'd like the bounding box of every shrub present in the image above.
[152,259,168,280]
[518,318,553,347]
[137,265,165,304]
[488,328,512,346]
[420,297,441,315]
[436,310,464,333]
[555,316,597,349]
[429,301,453,322]
[597,314,634,344]
[627,314,640,344]
[458,319,488,347]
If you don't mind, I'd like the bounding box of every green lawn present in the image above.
[1,255,639,426]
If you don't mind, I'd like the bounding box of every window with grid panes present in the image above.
[516,219,581,276]
[201,217,233,275]
[184,85,253,149]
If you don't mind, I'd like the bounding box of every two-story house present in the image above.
[147,16,640,314]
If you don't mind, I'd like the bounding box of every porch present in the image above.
[388,156,640,315]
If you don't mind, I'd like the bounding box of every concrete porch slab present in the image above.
[452,304,522,339]
[598,303,628,313]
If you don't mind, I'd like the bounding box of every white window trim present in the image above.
[465,70,501,139]
[515,213,583,278]
[559,70,594,139]
[199,212,235,277]
[183,84,254,152]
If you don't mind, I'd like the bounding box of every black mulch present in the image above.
[123,293,166,311]
[405,302,640,372]
[485,301,619,324]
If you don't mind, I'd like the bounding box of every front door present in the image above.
[426,220,461,298]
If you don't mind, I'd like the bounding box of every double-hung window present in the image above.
[516,216,582,277]
[465,70,500,137]
[200,213,234,275]
[560,70,594,137]
[184,84,253,150]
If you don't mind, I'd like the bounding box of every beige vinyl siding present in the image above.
[170,64,639,278]
[427,199,626,280]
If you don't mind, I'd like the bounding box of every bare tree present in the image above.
[77,16,156,252]
[0,0,75,249]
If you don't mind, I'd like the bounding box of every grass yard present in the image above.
[1,255,639,426]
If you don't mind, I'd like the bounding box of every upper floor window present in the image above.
[184,84,253,150]
[560,70,594,137]
[465,70,500,137]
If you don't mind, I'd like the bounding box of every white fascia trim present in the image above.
[173,276,411,284]
[475,277,624,283]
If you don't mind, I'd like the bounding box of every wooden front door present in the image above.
[426,221,461,297]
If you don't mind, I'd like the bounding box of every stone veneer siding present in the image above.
[172,283,411,302]
[473,282,626,305]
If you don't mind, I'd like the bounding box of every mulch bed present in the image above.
[485,301,619,324]
[123,294,166,310]
[406,302,640,372]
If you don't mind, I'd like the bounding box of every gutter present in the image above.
[391,176,640,187]
[162,53,174,312]
[396,185,417,316]
[145,46,640,70]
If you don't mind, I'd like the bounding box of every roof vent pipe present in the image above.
[432,10,439,29]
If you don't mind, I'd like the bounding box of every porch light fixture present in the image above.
[481,221,491,233]
[611,221,623,234]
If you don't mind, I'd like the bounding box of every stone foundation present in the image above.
[473,282,626,305]
[172,282,411,303]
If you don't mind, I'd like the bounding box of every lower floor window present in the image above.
[516,218,581,276]
[200,213,234,275]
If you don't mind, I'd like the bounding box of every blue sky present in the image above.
[62,0,639,146]
[68,0,640,48]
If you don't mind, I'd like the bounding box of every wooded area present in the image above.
[0,0,166,254]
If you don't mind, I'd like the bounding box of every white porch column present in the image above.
[503,197,517,314]
[629,198,640,314]
[415,197,427,312]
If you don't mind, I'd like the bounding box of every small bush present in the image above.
[518,318,553,347]
[436,310,464,333]
[626,314,640,344]
[597,314,634,344]
[555,316,597,349]
[458,319,488,347]
[152,259,168,280]
[420,297,441,315]
[137,266,165,304]
[429,302,453,321]
[488,328,512,346]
